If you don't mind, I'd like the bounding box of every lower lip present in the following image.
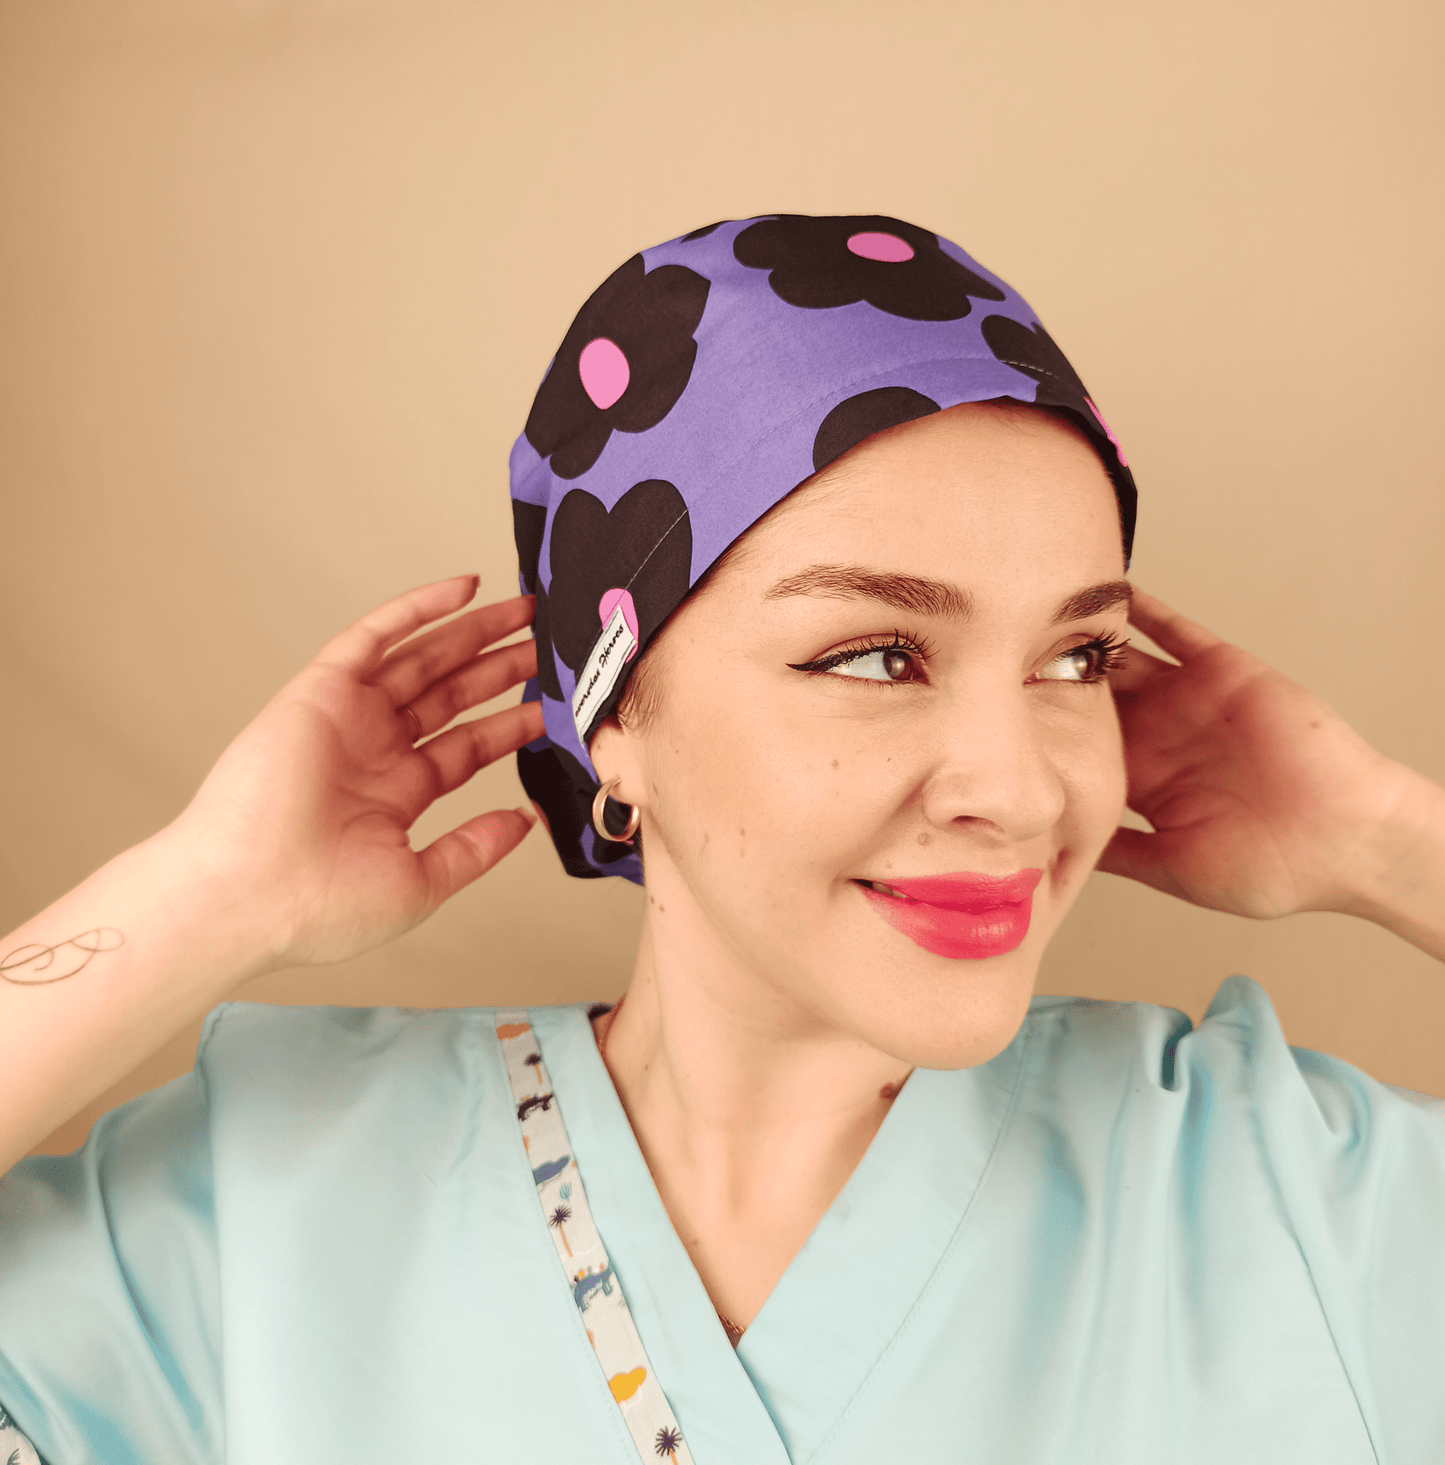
[859,882,1040,960]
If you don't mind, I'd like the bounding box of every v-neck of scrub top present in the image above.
[531,1006,1030,1465]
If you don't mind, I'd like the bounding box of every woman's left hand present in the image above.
[1098,592,1444,954]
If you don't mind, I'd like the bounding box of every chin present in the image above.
[836,943,1044,1072]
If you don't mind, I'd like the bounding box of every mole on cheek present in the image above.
[831,759,839,770]
[917,832,932,846]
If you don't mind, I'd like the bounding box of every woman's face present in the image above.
[592,402,1130,1069]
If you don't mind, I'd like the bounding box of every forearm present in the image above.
[1336,761,1445,963]
[0,822,277,1172]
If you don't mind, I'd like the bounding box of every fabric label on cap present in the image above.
[571,602,638,744]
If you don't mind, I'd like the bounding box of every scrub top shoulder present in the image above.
[1,977,1442,1465]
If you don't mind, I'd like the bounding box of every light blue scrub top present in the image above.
[2,975,1443,1464]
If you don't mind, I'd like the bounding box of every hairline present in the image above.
[613,400,1120,727]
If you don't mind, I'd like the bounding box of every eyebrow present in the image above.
[764,565,1132,624]
[765,565,969,618]
[1051,579,1133,623]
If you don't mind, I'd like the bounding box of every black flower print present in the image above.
[520,480,693,879]
[982,313,1137,561]
[518,741,634,878]
[524,255,711,480]
[733,214,1005,322]
[512,500,564,701]
[980,315,1092,405]
[681,220,728,241]
[812,386,941,473]
[512,500,546,595]
[530,583,564,702]
[546,479,692,676]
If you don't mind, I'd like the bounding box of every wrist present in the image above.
[1330,759,1445,962]
[141,818,290,992]
[0,822,284,1168]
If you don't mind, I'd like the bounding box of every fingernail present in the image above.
[526,801,550,834]
[516,804,539,828]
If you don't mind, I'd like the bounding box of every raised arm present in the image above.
[0,576,543,1173]
[1098,591,1445,962]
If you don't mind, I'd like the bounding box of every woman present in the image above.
[1,215,1442,1465]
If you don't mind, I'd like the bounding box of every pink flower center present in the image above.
[578,337,630,410]
[598,587,640,662]
[846,231,914,263]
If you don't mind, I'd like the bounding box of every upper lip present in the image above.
[859,869,1044,911]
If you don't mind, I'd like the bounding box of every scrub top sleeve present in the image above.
[1206,978,1445,1460]
[0,1022,225,1465]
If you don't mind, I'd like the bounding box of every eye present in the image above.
[829,646,920,682]
[1038,647,1098,683]
[788,634,928,683]
[1035,633,1129,684]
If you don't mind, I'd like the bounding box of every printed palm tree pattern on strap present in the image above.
[497,1013,693,1465]
[0,1402,43,1464]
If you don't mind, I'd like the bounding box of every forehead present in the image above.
[731,404,1125,585]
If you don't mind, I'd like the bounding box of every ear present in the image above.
[587,713,649,809]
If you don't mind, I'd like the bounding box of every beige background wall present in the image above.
[2,0,1441,1155]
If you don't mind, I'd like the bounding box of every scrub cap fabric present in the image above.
[510,213,1136,882]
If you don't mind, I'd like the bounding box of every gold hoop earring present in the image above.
[592,778,641,844]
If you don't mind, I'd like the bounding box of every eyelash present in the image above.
[788,630,932,678]
[1064,631,1132,681]
[788,630,1131,684]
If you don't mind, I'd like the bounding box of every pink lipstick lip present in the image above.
[855,868,1045,960]
[862,869,1044,913]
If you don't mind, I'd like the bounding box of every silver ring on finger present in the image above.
[398,704,424,743]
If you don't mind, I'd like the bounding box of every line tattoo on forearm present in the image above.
[0,928,125,985]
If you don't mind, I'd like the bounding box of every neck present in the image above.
[593,900,912,1329]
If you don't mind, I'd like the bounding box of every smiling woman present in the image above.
[586,403,1134,1084]
[1,215,1444,1465]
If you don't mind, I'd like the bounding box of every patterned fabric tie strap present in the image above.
[496,1012,695,1465]
[0,1403,43,1463]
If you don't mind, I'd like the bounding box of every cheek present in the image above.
[1046,698,1127,845]
[644,688,865,885]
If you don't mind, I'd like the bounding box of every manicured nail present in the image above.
[516,804,539,829]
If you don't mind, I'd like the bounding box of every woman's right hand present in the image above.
[175,574,544,972]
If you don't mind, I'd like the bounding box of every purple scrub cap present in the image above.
[510,213,1136,882]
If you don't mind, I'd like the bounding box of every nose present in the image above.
[917,677,1068,844]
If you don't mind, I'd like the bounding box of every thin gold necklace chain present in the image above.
[595,992,744,1348]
